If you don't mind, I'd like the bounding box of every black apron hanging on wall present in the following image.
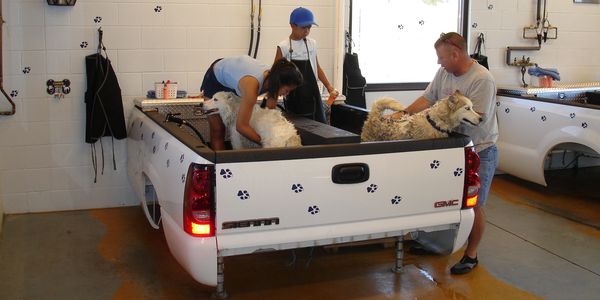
[342,52,367,109]
[284,39,327,124]
[85,28,127,182]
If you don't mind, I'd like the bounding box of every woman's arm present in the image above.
[235,76,262,145]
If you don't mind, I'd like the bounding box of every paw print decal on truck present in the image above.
[291,184,304,193]
[220,169,233,179]
[453,168,463,177]
[367,184,378,193]
[237,190,250,200]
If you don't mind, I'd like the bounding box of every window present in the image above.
[350,0,468,91]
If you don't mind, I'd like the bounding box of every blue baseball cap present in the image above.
[290,7,318,27]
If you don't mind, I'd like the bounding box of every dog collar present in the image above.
[426,114,451,134]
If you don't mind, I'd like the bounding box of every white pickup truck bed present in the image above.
[497,83,600,186]
[126,99,479,296]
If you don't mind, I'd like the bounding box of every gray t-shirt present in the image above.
[423,61,498,152]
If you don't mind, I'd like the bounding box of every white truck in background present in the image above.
[126,98,480,297]
[496,83,600,186]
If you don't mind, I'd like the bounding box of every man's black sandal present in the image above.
[450,255,478,275]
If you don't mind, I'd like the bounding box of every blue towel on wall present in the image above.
[528,67,560,81]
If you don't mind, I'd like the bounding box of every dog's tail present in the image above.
[369,97,405,117]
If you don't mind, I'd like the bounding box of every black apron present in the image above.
[284,39,326,124]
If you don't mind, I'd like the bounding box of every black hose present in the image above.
[253,0,262,59]
[165,114,207,145]
[248,0,254,56]
[181,120,207,145]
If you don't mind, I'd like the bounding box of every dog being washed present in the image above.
[207,91,301,149]
[361,90,482,142]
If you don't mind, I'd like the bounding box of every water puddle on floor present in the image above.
[90,206,541,299]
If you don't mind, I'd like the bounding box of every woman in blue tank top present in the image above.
[200,56,303,150]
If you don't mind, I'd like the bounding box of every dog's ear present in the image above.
[448,94,458,108]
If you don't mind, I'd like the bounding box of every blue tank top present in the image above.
[213,56,269,96]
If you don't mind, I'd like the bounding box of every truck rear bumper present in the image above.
[217,209,474,257]
[162,208,473,287]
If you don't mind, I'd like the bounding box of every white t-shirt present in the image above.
[277,37,319,80]
[423,61,498,152]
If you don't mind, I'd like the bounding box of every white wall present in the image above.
[364,0,600,109]
[0,0,337,214]
[0,0,599,214]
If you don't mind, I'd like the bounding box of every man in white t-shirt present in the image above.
[401,32,498,275]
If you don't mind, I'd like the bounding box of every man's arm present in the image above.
[406,96,433,114]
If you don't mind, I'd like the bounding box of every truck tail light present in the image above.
[462,146,480,209]
[184,163,215,237]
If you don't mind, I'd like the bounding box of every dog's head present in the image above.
[211,91,240,125]
[447,90,482,126]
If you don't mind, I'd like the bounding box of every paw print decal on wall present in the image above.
[397,24,404,30]
[570,113,576,119]
[530,107,536,112]
[181,174,185,183]
[391,196,402,205]
[166,159,170,168]
[80,41,88,48]
[505,108,510,114]
[367,184,378,193]
[291,184,304,193]
[152,145,156,154]
[154,6,162,12]
[22,67,31,74]
[496,102,500,107]
[180,154,184,163]
[418,20,425,26]
[582,122,588,128]
[430,160,440,169]
[94,16,102,23]
[164,142,169,150]
[488,4,494,9]
[10,90,18,97]
[454,168,463,177]
[220,169,233,179]
[237,190,250,200]
[541,115,547,122]
[151,132,155,139]
[308,205,320,215]
[472,22,478,28]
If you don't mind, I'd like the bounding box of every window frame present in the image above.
[348,0,471,92]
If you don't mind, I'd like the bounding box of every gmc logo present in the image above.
[434,199,459,208]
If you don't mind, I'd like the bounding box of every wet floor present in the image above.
[1,168,599,299]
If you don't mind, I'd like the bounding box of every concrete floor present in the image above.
[1,169,599,300]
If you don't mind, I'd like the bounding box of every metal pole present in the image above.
[213,255,228,299]
[392,235,404,273]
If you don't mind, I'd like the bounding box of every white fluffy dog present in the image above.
[361,90,482,142]
[209,91,301,149]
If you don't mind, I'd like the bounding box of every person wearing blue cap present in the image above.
[274,7,339,124]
